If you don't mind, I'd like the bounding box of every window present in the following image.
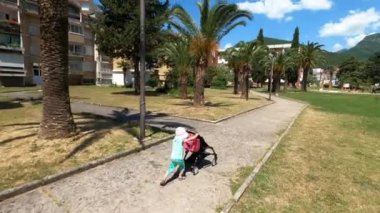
[69,44,84,55]
[69,61,82,72]
[81,3,89,11]
[0,33,20,47]
[69,24,83,34]
[33,65,41,76]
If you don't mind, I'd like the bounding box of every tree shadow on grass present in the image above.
[61,112,192,162]
[60,113,130,162]
[0,133,37,146]
[112,90,161,96]
[170,101,234,108]
[0,100,23,110]
[224,96,262,100]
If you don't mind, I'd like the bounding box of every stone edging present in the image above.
[167,101,275,124]
[0,133,174,202]
[220,103,309,213]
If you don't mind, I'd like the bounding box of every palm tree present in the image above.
[223,44,244,95]
[157,37,194,99]
[273,51,295,93]
[39,0,76,139]
[224,42,262,99]
[299,42,324,91]
[170,0,252,106]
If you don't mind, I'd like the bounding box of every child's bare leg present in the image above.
[178,169,186,180]
[160,165,179,185]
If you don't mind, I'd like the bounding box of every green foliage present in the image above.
[338,56,368,88]
[367,51,380,84]
[92,0,169,61]
[209,65,231,89]
[147,74,159,88]
[170,0,252,61]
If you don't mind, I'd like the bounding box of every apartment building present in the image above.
[0,0,112,86]
[0,0,24,86]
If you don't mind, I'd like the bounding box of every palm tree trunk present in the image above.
[123,67,127,87]
[179,73,188,99]
[302,66,309,91]
[329,70,333,89]
[39,0,76,139]
[239,67,244,95]
[296,66,303,88]
[284,75,288,92]
[240,68,249,100]
[233,69,238,94]
[194,61,206,106]
[272,73,280,93]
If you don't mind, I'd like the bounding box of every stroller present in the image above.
[184,130,218,175]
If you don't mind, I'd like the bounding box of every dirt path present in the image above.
[0,94,305,213]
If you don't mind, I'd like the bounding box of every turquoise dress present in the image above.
[168,136,185,174]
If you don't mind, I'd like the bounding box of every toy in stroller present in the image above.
[184,130,218,175]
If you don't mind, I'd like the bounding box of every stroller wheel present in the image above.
[192,166,199,175]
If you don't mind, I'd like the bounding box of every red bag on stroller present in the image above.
[184,132,200,152]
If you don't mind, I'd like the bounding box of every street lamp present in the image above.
[139,0,146,143]
[268,53,275,101]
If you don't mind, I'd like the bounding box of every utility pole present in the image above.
[139,0,146,143]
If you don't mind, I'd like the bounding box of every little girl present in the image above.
[160,127,188,186]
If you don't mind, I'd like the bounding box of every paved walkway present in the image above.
[0,93,305,213]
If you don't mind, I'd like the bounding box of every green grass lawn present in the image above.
[69,86,270,121]
[232,92,380,212]
[0,98,169,191]
[0,86,41,93]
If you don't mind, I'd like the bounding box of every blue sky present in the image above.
[96,0,380,52]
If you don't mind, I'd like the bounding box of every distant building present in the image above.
[0,0,112,86]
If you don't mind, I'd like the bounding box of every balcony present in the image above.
[4,0,17,4]
[0,51,25,77]
[0,21,20,35]
[24,1,39,14]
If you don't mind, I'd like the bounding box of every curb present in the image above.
[166,101,275,124]
[73,94,274,125]
[221,103,309,213]
[0,133,174,202]
[71,100,131,111]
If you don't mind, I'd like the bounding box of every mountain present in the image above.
[341,33,380,61]
[242,34,380,66]
[262,37,291,45]
[320,33,380,66]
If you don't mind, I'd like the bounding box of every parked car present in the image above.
[371,83,380,93]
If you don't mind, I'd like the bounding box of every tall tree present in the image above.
[223,44,242,94]
[92,0,169,93]
[291,27,303,88]
[291,27,299,49]
[299,42,324,91]
[273,51,295,93]
[157,37,194,99]
[39,0,76,139]
[170,0,252,106]
[225,42,261,100]
[256,28,264,45]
